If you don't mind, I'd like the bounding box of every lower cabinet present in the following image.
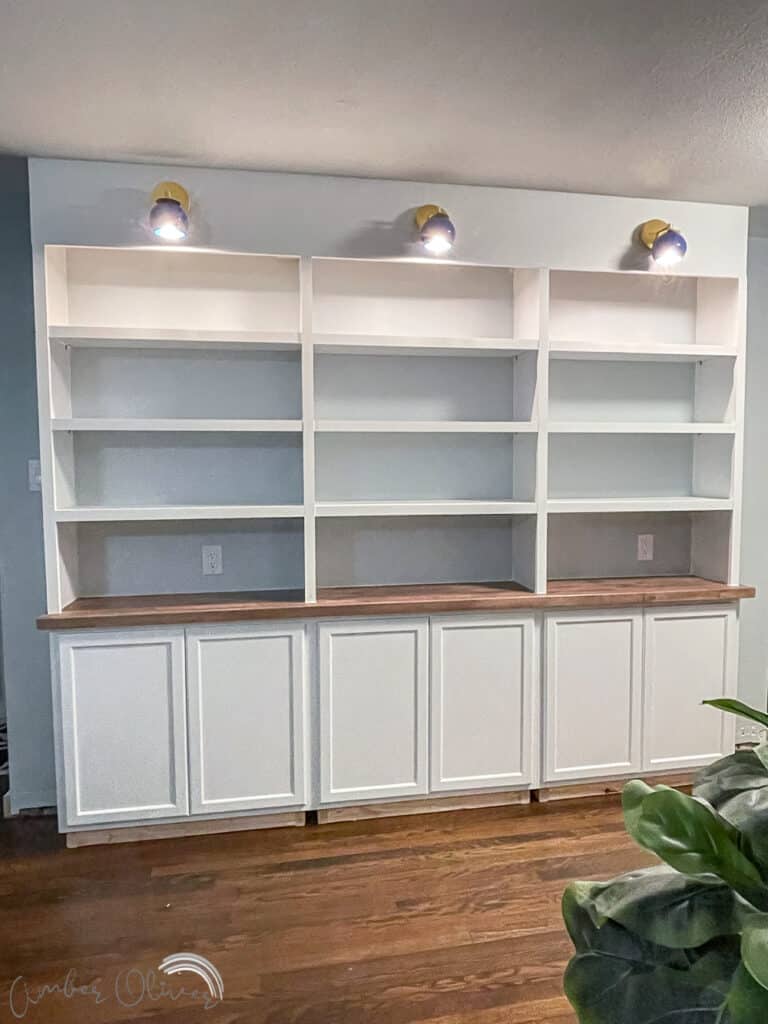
[430,615,536,792]
[543,604,738,784]
[56,630,189,827]
[186,624,306,814]
[544,610,643,783]
[51,601,741,832]
[643,606,737,771]
[318,618,429,803]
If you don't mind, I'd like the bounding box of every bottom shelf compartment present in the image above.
[547,510,732,583]
[58,519,305,600]
[316,515,538,591]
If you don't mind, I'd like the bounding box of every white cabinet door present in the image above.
[318,618,429,804]
[544,610,643,783]
[643,605,737,772]
[57,630,188,827]
[186,624,306,814]
[430,615,536,792]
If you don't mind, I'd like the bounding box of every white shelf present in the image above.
[316,500,536,517]
[547,422,736,435]
[549,340,737,362]
[55,505,305,522]
[52,418,303,433]
[312,333,538,356]
[49,325,301,350]
[315,420,537,433]
[547,497,734,514]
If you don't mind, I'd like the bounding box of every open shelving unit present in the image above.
[36,246,745,611]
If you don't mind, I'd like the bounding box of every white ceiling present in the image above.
[2,1,768,206]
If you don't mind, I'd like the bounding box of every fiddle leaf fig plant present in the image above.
[563,699,768,1023]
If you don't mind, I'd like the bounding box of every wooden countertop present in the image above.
[37,576,755,630]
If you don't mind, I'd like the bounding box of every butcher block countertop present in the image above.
[37,576,755,630]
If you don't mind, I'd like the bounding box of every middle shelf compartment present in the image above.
[315,431,537,503]
[53,431,304,512]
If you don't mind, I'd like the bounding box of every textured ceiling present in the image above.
[2,0,768,205]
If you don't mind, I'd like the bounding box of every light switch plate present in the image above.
[28,459,41,492]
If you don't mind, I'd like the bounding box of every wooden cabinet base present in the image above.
[64,810,306,848]
[316,790,530,824]
[535,771,695,803]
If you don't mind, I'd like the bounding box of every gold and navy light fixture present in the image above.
[149,181,190,241]
[639,219,687,268]
[415,204,455,256]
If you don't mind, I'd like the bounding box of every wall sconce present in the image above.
[150,181,190,241]
[415,204,455,256]
[639,219,687,267]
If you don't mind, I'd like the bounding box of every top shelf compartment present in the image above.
[548,271,739,353]
[45,247,300,335]
[312,260,540,344]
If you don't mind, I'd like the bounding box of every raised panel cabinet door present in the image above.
[318,619,429,804]
[643,605,737,772]
[544,610,643,783]
[430,615,536,792]
[57,630,188,827]
[186,625,306,814]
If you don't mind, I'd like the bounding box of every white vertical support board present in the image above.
[35,247,66,610]
[728,277,747,584]
[300,257,317,601]
[535,269,549,593]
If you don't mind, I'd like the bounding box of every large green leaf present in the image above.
[741,913,768,991]
[564,916,745,1024]
[695,749,768,879]
[622,781,768,910]
[564,888,768,1023]
[703,698,768,731]
[565,866,756,949]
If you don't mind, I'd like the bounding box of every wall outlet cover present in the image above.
[201,544,223,576]
[637,534,654,561]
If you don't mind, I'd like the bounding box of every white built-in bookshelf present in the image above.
[37,246,744,610]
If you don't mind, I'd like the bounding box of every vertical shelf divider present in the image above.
[301,257,317,602]
[535,269,550,594]
[720,275,746,585]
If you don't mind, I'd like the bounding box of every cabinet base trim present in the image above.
[535,771,696,803]
[317,790,530,823]
[64,811,306,847]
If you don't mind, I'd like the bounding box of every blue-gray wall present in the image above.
[0,157,55,810]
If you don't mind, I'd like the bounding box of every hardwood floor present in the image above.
[0,798,654,1023]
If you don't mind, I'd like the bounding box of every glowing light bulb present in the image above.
[651,228,687,267]
[638,219,687,267]
[415,205,456,256]
[149,182,190,242]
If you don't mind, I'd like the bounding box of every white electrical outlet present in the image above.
[736,721,765,745]
[637,534,654,561]
[201,545,223,576]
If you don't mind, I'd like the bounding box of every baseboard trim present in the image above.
[534,771,696,803]
[65,810,306,848]
[317,789,530,824]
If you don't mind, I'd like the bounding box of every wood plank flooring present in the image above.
[0,798,654,1023]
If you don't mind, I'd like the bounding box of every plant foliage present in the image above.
[563,699,768,1023]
